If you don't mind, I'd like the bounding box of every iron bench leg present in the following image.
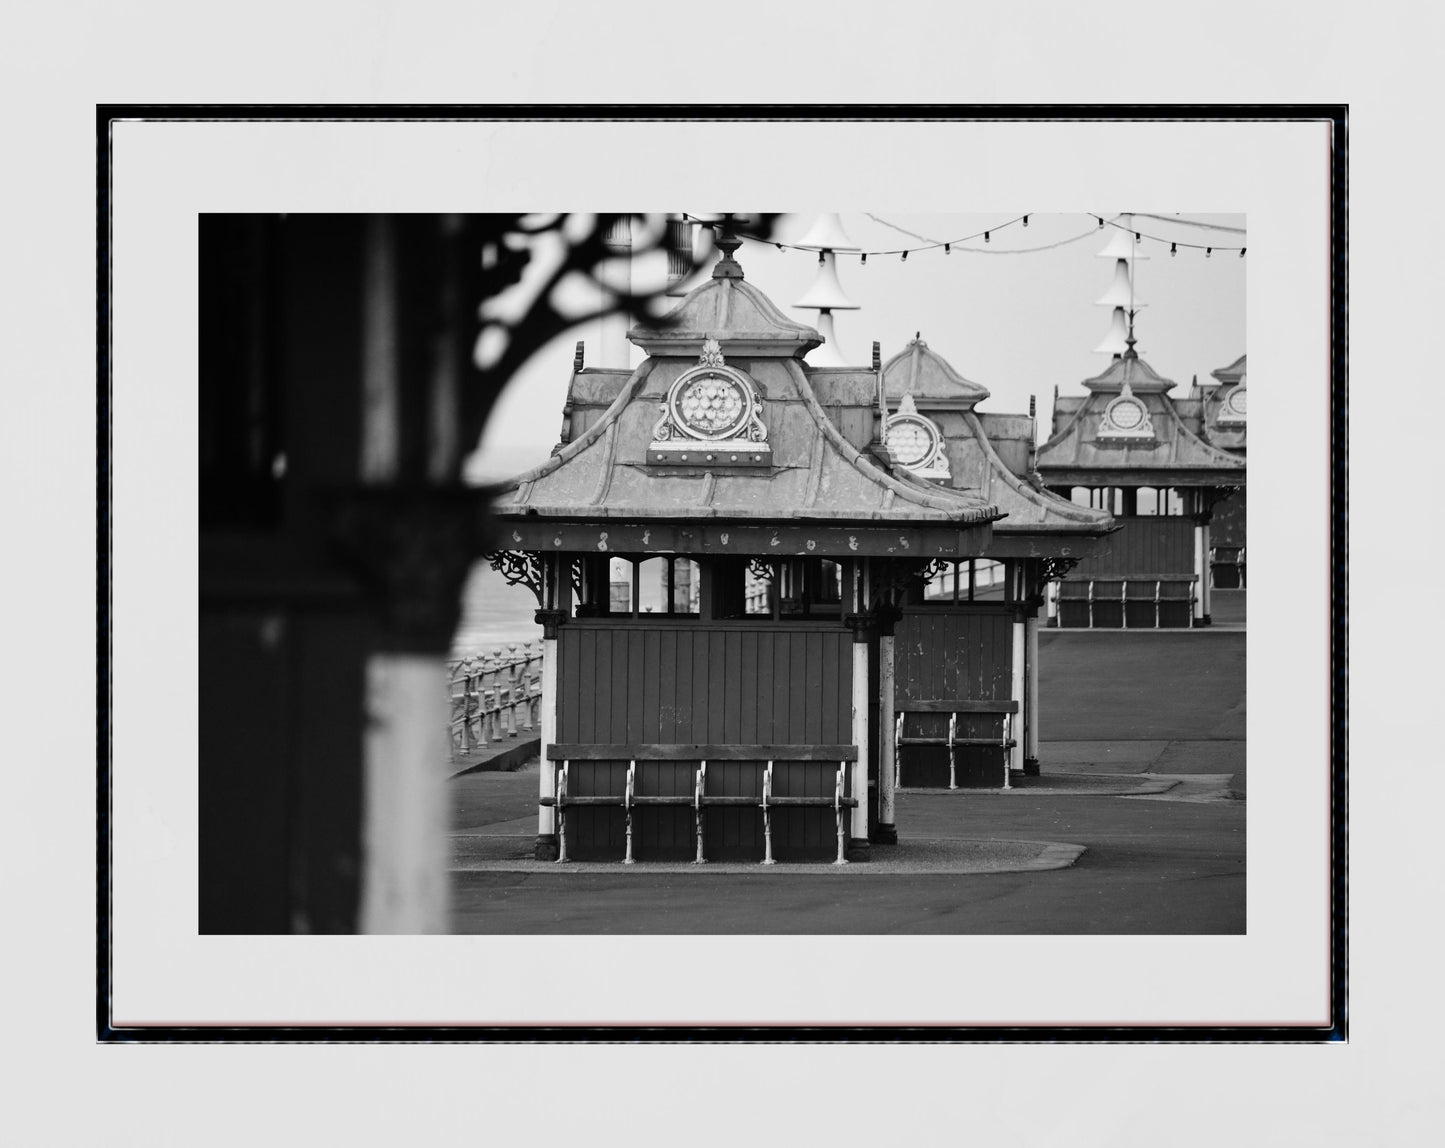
[761,761,776,865]
[693,761,707,865]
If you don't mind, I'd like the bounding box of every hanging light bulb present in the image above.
[984,231,991,243]
[1206,247,1213,258]
[775,243,783,250]
[901,251,907,261]
[1134,232,1141,243]
[1023,215,1030,227]
[860,252,867,266]
[817,251,826,264]
[1239,248,1246,258]
[944,243,950,254]
[1170,242,1177,256]
[1098,216,1105,228]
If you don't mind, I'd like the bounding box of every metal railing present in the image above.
[447,641,543,760]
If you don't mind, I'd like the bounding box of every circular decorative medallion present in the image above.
[1108,397,1146,430]
[676,372,748,436]
[1225,386,1246,416]
[886,418,934,466]
[664,367,758,441]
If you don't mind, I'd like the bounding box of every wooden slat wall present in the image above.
[557,623,854,860]
[1068,517,1196,578]
[894,607,1014,788]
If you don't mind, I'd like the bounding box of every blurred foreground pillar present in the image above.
[200,215,489,933]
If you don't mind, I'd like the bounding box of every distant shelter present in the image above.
[1036,337,1245,627]
[1187,353,1247,588]
[875,336,1114,779]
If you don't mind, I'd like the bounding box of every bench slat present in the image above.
[897,700,1019,714]
[548,743,858,761]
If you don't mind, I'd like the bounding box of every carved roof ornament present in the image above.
[885,394,951,481]
[648,333,772,467]
[1097,380,1156,444]
[1216,372,1247,427]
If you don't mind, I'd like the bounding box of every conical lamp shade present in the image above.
[1095,258,1147,309]
[1093,307,1130,355]
[1096,229,1150,261]
[795,253,860,311]
[809,312,847,366]
[794,213,861,253]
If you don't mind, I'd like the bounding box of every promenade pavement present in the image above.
[448,606,1245,934]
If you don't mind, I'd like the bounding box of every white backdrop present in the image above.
[3,2,1420,1144]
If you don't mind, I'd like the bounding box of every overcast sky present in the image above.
[465,212,1245,483]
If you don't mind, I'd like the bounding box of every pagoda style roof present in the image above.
[494,258,1001,559]
[882,336,990,409]
[871,338,1112,552]
[627,245,823,359]
[1210,353,1247,386]
[1037,352,1246,487]
[1199,353,1247,454]
[1079,352,1176,394]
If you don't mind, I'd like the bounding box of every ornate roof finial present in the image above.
[711,215,745,280]
[1123,311,1139,360]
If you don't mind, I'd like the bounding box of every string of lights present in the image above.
[683,212,1245,261]
[685,212,1036,260]
[1091,214,1246,256]
[864,212,1119,255]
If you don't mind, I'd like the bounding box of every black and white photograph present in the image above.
[198,210,1250,937]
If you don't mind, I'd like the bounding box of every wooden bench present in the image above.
[894,699,1019,790]
[542,744,859,865]
[1058,577,1198,628]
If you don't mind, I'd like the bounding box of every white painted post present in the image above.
[848,560,870,856]
[877,631,897,841]
[851,637,869,848]
[1010,611,1026,782]
[1193,521,1206,624]
[537,634,558,844]
[1200,518,1212,622]
[359,654,450,934]
[1025,611,1040,773]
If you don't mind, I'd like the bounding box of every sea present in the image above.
[450,560,545,660]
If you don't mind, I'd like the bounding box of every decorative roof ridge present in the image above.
[493,359,656,493]
[1155,393,1246,467]
[958,411,1113,530]
[1036,394,1091,459]
[779,359,1000,523]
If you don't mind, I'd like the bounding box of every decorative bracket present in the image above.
[487,550,544,606]
[1041,556,1082,583]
